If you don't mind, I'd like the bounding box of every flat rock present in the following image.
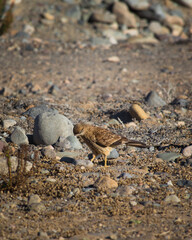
[157,152,181,162]
[2,119,17,129]
[145,91,166,107]
[94,176,118,190]
[164,194,180,204]
[28,194,41,205]
[89,10,116,24]
[23,104,58,119]
[33,112,73,145]
[41,145,56,159]
[61,157,94,168]
[10,126,29,145]
[115,185,136,196]
[55,135,82,150]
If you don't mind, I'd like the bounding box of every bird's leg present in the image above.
[104,155,108,167]
[90,154,96,162]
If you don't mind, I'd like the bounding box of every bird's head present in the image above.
[73,122,86,136]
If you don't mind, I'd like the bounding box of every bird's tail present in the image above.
[126,140,148,148]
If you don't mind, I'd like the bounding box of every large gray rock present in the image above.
[23,104,58,119]
[11,126,29,145]
[33,112,73,145]
[145,91,166,107]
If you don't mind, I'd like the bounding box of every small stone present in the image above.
[157,152,181,162]
[61,157,94,168]
[57,135,82,150]
[130,200,137,206]
[89,10,116,24]
[145,91,166,107]
[29,203,46,212]
[23,24,35,35]
[0,140,7,152]
[149,21,170,36]
[125,0,150,10]
[115,185,136,196]
[94,176,118,190]
[129,104,149,120]
[107,119,120,126]
[37,231,49,240]
[0,87,13,96]
[48,84,60,95]
[175,0,192,8]
[42,12,55,21]
[106,56,120,62]
[112,2,137,28]
[46,177,56,183]
[182,145,192,157]
[125,122,137,128]
[65,5,81,21]
[33,112,73,145]
[108,148,119,159]
[28,194,41,205]
[171,24,183,36]
[165,14,184,26]
[41,145,56,159]
[164,195,180,204]
[118,173,137,179]
[11,126,29,145]
[2,119,17,129]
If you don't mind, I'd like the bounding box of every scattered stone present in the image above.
[129,104,149,120]
[10,126,29,145]
[165,14,184,26]
[48,84,60,95]
[65,5,81,21]
[23,104,58,119]
[106,56,120,63]
[182,145,192,157]
[41,145,56,159]
[157,152,181,162]
[149,21,170,36]
[2,119,17,129]
[145,91,166,107]
[57,151,79,159]
[107,119,120,126]
[61,157,94,168]
[90,37,112,47]
[164,194,180,204]
[89,10,116,24]
[108,148,119,159]
[102,29,127,41]
[112,2,137,28]
[46,177,56,183]
[118,172,137,179]
[94,176,118,190]
[0,87,13,96]
[29,202,46,212]
[23,24,35,35]
[28,194,41,205]
[125,122,137,128]
[171,97,188,108]
[33,112,73,145]
[55,135,82,150]
[42,12,55,21]
[37,231,49,240]
[125,0,150,11]
[115,185,136,196]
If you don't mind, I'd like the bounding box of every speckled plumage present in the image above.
[73,122,148,167]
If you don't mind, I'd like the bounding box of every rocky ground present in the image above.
[0,0,192,240]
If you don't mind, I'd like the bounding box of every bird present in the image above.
[73,122,148,167]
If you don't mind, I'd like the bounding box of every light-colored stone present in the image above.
[164,195,180,204]
[149,21,170,35]
[129,104,149,120]
[2,119,17,129]
[94,176,118,190]
[112,2,137,28]
[183,145,192,157]
[11,126,29,145]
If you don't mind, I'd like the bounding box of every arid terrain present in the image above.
[0,0,192,240]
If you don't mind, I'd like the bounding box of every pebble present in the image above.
[106,56,120,63]
[10,126,29,145]
[129,104,149,120]
[46,177,56,183]
[115,185,136,196]
[108,148,119,159]
[164,195,180,204]
[2,119,17,129]
[145,91,166,107]
[23,24,35,35]
[29,202,46,212]
[171,97,188,108]
[37,231,49,240]
[89,10,116,24]
[149,21,170,36]
[41,145,56,159]
[61,157,94,168]
[0,140,7,152]
[176,0,192,8]
[23,104,58,119]
[182,145,192,157]
[57,151,79,159]
[55,135,82,150]
[33,112,73,145]
[0,87,13,96]
[112,2,137,28]
[28,194,41,205]
[65,5,81,21]
[94,176,118,190]
[126,0,150,10]
[157,152,181,162]
[48,84,60,95]
[118,172,137,179]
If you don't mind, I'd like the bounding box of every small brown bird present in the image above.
[73,122,148,167]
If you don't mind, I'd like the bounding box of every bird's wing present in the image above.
[92,127,124,147]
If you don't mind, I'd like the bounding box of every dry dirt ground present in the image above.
[0,28,192,240]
